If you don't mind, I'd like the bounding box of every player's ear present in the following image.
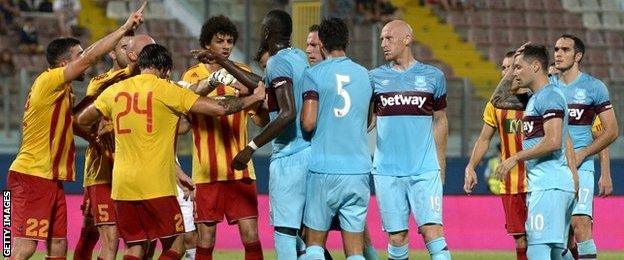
[128,51,138,62]
[404,34,412,46]
[574,52,583,63]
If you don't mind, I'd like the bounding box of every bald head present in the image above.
[110,35,133,69]
[380,20,413,62]
[127,34,156,64]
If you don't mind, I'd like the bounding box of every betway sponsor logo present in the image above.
[568,108,584,121]
[379,94,427,108]
[523,121,534,133]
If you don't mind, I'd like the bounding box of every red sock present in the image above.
[196,246,214,260]
[243,241,263,260]
[73,226,99,260]
[158,249,181,260]
[124,255,142,260]
[516,247,527,260]
[45,257,67,260]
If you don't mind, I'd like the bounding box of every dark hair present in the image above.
[263,10,292,40]
[318,18,349,52]
[559,34,585,62]
[520,44,549,73]
[504,50,515,58]
[309,24,319,33]
[199,15,239,48]
[137,44,172,72]
[46,37,81,67]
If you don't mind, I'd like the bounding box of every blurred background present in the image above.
[0,0,623,195]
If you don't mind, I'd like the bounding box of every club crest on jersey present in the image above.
[414,76,427,88]
[574,89,587,103]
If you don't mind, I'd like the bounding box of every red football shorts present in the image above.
[501,193,528,235]
[82,184,116,225]
[7,171,67,241]
[194,179,258,225]
[115,196,184,243]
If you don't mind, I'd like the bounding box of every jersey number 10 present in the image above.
[114,91,153,134]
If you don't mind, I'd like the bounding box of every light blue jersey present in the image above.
[301,56,372,174]
[522,84,575,192]
[549,73,612,171]
[264,48,310,160]
[369,62,447,176]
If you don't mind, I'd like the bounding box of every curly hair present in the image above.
[199,15,239,48]
[318,18,348,52]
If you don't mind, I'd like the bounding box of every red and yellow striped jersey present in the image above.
[94,74,200,200]
[483,102,527,194]
[83,67,131,187]
[182,63,256,184]
[10,67,75,181]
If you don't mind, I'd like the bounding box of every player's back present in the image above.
[303,56,372,174]
[94,74,199,200]
[550,73,611,171]
[522,83,574,192]
[264,48,310,159]
[369,62,446,176]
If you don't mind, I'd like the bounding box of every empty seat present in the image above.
[562,0,583,12]
[580,0,602,11]
[600,0,621,11]
[585,31,606,46]
[489,28,510,45]
[586,48,609,65]
[528,29,549,45]
[607,49,624,64]
[465,11,490,27]
[601,13,623,30]
[526,12,547,28]
[506,12,527,28]
[543,0,564,11]
[582,12,602,30]
[587,66,610,82]
[545,12,566,29]
[413,44,435,61]
[524,0,545,11]
[506,0,526,10]
[483,0,507,10]
[488,46,510,63]
[488,11,507,27]
[106,1,130,19]
[468,28,491,45]
[508,29,527,44]
[446,10,467,27]
[564,13,585,29]
[605,31,624,47]
[609,66,624,81]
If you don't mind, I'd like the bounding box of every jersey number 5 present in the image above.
[115,91,153,134]
[334,74,351,117]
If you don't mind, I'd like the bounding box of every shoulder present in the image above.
[182,63,203,80]
[369,64,389,78]
[584,73,607,90]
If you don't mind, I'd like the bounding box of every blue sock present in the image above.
[364,244,379,260]
[387,244,408,260]
[527,244,552,260]
[274,230,297,260]
[425,237,451,260]
[577,239,597,259]
[305,245,325,260]
[346,255,365,260]
[551,243,566,260]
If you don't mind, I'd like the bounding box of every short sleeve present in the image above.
[38,67,66,94]
[433,71,447,111]
[482,102,497,128]
[537,89,566,120]
[265,55,293,89]
[592,79,612,113]
[302,70,318,101]
[160,81,200,114]
[93,87,113,118]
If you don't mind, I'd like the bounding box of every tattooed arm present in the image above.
[490,72,527,110]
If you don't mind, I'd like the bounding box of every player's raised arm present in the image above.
[76,104,104,134]
[63,2,146,83]
[188,82,266,116]
[192,48,263,91]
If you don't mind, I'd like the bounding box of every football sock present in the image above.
[274,230,297,260]
[44,257,67,260]
[185,248,196,259]
[515,247,527,260]
[387,244,408,260]
[296,235,307,257]
[577,240,597,259]
[158,249,181,260]
[73,226,99,260]
[527,244,552,260]
[305,245,325,260]
[243,241,263,260]
[364,243,379,260]
[426,237,451,260]
[195,246,214,260]
[561,248,575,260]
[346,255,365,260]
[123,255,142,260]
[551,244,566,260]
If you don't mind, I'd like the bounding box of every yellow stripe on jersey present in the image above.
[94,74,200,200]
[482,102,527,194]
[182,63,256,184]
[83,67,132,187]
[10,67,76,181]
